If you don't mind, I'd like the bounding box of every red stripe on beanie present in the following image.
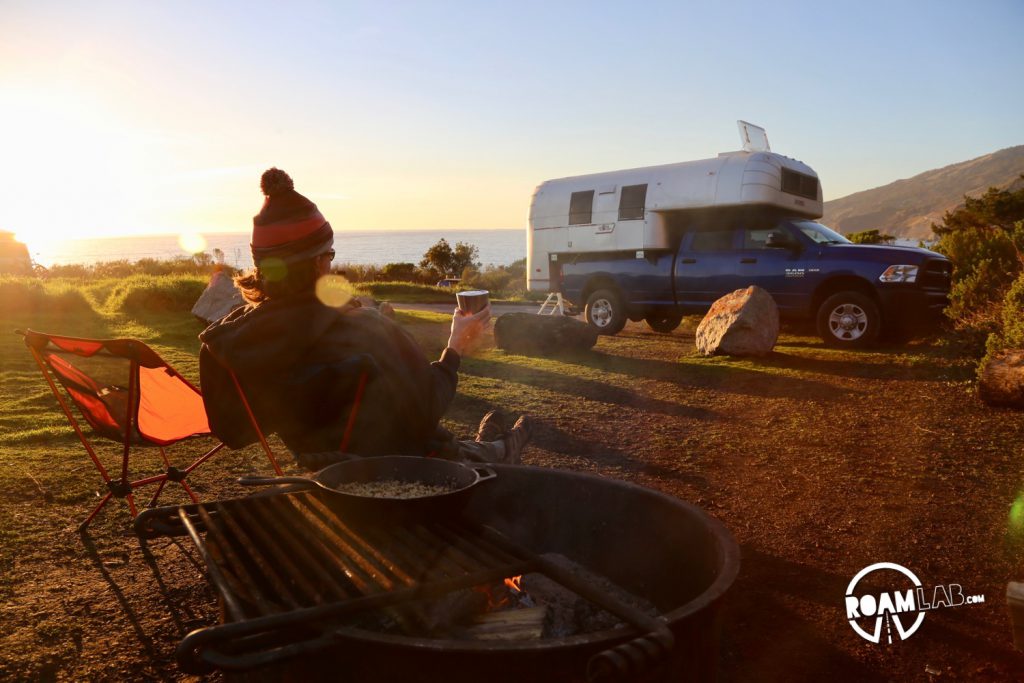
[251,212,327,248]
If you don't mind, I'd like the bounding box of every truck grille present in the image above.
[920,259,952,292]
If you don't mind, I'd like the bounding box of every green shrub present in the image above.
[461,258,527,298]
[103,275,208,315]
[1001,274,1024,349]
[0,277,92,317]
[43,254,232,279]
[846,229,895,245]
[934,186,1024,338]
[334,262,382,283]
[378,262,427,283]
[984,271,1024,356]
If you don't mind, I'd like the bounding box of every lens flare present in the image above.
[260,257,288,282]
[178,232,208,254]
[1010,494,1024,534]
[316,274,353,308]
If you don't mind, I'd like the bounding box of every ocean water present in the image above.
[26,228,526,269]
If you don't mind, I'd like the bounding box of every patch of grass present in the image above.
[393,309,451,326]
[360,281,462,303]
[0,277,96,320]
[103,274,208,316]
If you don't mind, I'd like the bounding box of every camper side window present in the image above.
[618,184,647,221]
[569,191,595,225]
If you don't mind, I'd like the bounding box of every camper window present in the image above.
[780,169,818,200]
[569,190,595,225]
[618,184,647,221]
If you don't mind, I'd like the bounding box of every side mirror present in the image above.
[765,231,798,250]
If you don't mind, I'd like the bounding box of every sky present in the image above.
[1,0,1022,244]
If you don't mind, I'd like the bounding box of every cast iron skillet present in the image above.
[238,456,497,520]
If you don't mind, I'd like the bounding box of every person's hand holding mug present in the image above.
[448,304,491,356]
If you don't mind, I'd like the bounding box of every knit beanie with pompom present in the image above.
[250,168,333,264]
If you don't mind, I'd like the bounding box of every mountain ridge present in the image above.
[822,145,1024,239]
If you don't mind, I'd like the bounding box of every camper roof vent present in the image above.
[737,120,770,153]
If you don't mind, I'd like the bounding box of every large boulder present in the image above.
[494,313,598,356]
[695,286,779,356]
[979,349,1024,409]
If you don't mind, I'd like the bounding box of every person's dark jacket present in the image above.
[198,293,460,456]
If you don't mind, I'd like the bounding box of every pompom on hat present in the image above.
[251,168,333,264]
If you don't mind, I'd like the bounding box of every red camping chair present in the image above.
[18,329,284,531]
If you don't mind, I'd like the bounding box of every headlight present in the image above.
[879,265,919,283]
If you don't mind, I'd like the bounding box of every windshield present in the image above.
[789,220,850,245]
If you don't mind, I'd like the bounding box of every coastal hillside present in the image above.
[822,145,1024,239]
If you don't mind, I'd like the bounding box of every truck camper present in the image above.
[527,122,951,347]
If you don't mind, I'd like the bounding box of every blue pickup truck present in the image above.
[558,214,952,347]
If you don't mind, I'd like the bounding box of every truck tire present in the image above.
[585,289,627,335]
[645,312,683,333]
[816,291,880,348]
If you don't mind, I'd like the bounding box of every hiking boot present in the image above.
[475,409,507,443]
[502,415,533,465]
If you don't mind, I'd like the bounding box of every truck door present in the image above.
[730,222,811,315]
[674,225,739,308]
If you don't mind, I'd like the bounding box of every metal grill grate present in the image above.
[139,488,675,678]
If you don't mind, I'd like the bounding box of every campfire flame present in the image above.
[475,575,525,610]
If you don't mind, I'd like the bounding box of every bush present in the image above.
[43,254,233,280]
[0,277,92,316]
[104,275,208,315]
[379,262,425,283]
[846,229,895,245]
[333,263,382,283]
[985,271,1024,355]
[934,182,1024,340]
[462,259,526,298]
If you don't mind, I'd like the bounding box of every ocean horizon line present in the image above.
[26,227,527,269]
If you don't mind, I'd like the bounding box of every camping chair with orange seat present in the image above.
[17,329,285,532]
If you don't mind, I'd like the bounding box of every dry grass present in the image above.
[1,301,1023,681]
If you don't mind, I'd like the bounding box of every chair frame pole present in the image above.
[339,371,369,452]
[28,346,114,485]
[228,370,283,476]
[28,338,229,531]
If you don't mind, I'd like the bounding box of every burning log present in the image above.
[462,606,548,641]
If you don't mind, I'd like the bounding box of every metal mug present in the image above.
[456,289,489,314]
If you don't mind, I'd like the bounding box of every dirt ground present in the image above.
[2,314,1023,682]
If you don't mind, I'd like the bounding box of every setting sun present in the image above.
[0,85,162,245]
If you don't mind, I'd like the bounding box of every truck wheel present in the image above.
[645,313,683,333]
[585,289,627,335]
[816,292,880,348]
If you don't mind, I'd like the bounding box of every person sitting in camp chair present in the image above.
[198,168,532,470]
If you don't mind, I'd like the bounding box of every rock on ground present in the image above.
[695,286,779,357]
[355,295,396,319]
[494,313,597,356]
[979,349,1024,409]
[191,271,244,323]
